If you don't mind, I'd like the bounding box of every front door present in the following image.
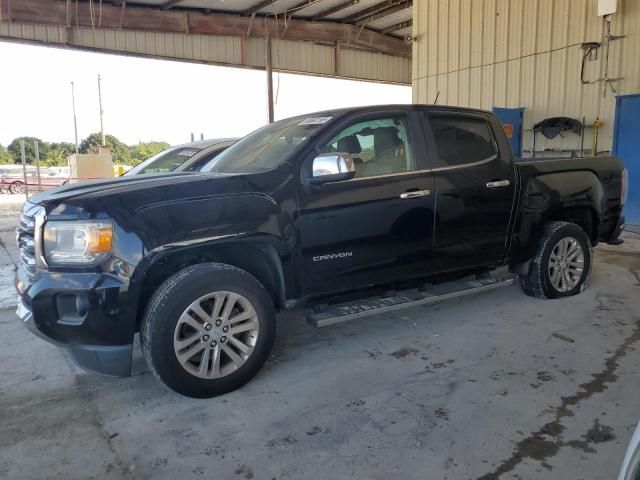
[296,111,436,297]
[424,111,516,272]
[613,94,640,226]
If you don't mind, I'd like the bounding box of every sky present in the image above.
[0,42,411,147]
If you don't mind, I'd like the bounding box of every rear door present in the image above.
[296,110,437,297]
[424,110,516,271]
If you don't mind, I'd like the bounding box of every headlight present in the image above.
[43,221,113,265]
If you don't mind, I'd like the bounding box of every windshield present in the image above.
[126,145,205,175]
[201,114,334,174]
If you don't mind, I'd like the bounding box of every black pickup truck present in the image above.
[15,105,627,398]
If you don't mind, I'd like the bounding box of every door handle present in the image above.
[486,180,510,188]
[400,189,431,199]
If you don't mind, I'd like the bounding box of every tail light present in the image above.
[621,168,628,205]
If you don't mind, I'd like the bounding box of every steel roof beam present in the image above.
[284,1,323,17]
[312,0,360,20]
[379,18,411,34]
[353,0,412,26]
[160,0,185,11]
[342,0,409,23]
[243,0,280,16]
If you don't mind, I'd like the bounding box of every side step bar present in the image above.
[307,274,515,328]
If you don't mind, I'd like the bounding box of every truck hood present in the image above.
[29,168,288,216]
[30,171,230,206]
[28,167,292,252]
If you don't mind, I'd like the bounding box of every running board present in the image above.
[307,274,515,328]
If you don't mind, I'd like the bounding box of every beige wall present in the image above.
[412,0,640,155]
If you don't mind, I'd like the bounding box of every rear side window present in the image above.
[429,115,496,166]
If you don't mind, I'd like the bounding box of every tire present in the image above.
[140,263,276,398]
[9,181,24,194]
[520,221,592,299]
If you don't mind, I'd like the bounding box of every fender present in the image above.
[510,169,604,261]
[127,234,290,328]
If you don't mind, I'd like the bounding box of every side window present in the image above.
[320,117,415,179]
[429,115,497,166]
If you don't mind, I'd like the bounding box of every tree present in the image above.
[44,142,76,166]
[80,133,131,165]
[130,141,171,165]
[7,137,50,165]
[0,144,11,164]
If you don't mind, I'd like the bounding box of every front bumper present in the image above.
[15,265,134,377]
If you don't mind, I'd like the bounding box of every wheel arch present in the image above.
[130,239,286,330]
[510,170,604,263]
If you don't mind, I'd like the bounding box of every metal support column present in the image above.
[34,140,41,192]
[20,140,29,199]
[265,36,274,123]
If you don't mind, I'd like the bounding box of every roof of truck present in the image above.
[291,103,494,121]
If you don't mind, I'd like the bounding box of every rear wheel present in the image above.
[9,181,24,194]
[520,221,592,299]
[140,263,276,398]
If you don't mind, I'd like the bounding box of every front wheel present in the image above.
[520,221,592,299]
[140,263,276,398]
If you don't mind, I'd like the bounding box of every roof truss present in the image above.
[5,0,410,57]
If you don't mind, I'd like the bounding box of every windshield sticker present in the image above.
[299,116,333,126]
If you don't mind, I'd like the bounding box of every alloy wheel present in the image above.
[173,291,259,379]
[547,237,584,293]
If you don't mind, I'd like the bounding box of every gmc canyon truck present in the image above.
[15,105,627,398]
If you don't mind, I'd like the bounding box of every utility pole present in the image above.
[98,74,106,147]
[71,81,79,154]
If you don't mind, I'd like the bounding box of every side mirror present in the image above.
[310,153,355,184]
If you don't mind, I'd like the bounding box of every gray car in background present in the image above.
[125,138,237,176]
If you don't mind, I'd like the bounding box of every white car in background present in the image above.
[0,165,68,194]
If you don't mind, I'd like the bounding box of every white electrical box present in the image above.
[598,0,617,16]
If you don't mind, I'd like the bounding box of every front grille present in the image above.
[16,203,43,282]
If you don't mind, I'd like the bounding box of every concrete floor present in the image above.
[1,196,639,480]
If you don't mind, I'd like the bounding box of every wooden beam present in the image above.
[312,0,359,20]
[379,18,411,34]
[342,0,408,23]
[243,0,280,16]
[160,0,185,11]
[354,1,412,26]
[7,0,411,57]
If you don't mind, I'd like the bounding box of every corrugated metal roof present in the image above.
[394,26,411,37]
[287,0,351,18]
[0,0,412,84]
[367,8,412,29]
[127,0,413,38]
